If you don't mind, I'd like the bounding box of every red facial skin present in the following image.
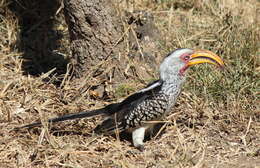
[179,53,192,76]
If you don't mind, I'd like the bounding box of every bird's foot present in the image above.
[136,144,145,152]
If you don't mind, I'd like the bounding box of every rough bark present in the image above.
[64,0,121,77]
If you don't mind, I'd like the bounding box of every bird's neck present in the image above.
[160,74,185,95]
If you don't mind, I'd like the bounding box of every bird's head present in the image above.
[159,48,224,81]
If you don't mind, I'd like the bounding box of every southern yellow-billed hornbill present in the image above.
[19,48,224,150]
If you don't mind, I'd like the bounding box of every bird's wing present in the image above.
[94,80,164,134]
[137,79,163,93]
[103,80,163,115]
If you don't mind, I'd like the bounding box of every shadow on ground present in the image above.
[8,0,68,80]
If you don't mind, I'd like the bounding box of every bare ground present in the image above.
[0,0,259,167]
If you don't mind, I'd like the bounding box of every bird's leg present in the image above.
[132,127,146,151]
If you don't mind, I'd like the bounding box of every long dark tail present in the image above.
[17,108,106,129]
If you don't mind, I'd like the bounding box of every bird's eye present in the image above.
[184,56,190,60]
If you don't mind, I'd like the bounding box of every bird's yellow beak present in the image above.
[188,50,224,68]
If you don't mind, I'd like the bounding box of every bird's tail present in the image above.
[17,108,106,129]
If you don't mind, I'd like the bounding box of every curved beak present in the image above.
[188,50,224,68]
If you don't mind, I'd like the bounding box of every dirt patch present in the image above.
[0,0,259,167]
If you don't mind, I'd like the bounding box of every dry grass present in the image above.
[0,0,259,167]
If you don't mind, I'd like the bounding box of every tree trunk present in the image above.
[64,0,121,77]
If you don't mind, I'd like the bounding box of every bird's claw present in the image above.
[136,144,145,152]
